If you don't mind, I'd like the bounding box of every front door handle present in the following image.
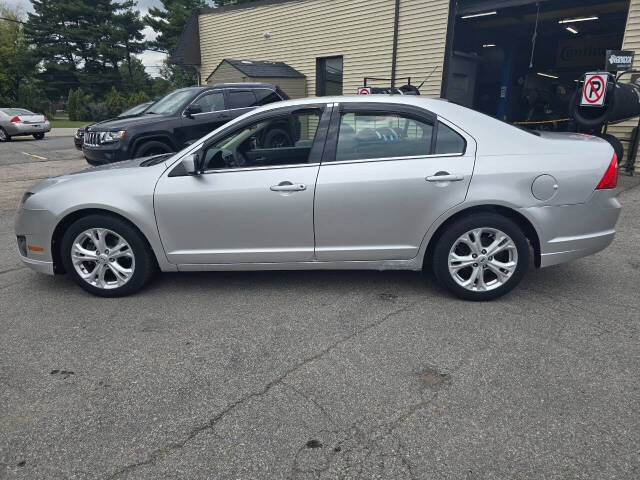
[426,173,464,182]
[270,182,307,192]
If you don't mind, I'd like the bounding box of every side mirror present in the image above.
[184,104,202,118]
[182,152,203,175]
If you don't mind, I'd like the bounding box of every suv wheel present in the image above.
[61,214,156,297]
[134,140,172,158]
[432,213,530,301]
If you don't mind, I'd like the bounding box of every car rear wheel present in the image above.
[432,213,529,301]
[0,128,10,142]
[61,214,156,297]
[33,133,45,140]
[134,140,172,158]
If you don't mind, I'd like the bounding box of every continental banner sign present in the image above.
[556,35,623,69]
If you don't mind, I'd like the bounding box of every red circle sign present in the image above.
[584,76,605,104]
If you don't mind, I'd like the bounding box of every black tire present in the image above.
[0,127,10,142]
[33,133,45,140]
[263,128,293,148]
[431,213,530,301]
[60,214,156,297]
[134,140,172,158]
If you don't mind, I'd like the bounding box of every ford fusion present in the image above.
[15,96,621,300]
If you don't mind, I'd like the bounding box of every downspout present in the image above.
[390,0,401,92]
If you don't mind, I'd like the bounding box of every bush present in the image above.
[105,87,124,118]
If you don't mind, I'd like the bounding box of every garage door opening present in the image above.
[446,0,630,131]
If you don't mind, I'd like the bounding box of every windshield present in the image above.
[118,103,150,117]
[1,108,34,116]
[145,90,195,115]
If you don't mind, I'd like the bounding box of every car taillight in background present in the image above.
[596,153,618,190]
[44,116,48,122]
[10,116,21,123]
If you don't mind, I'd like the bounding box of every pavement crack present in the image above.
[106,301,420,479]
[282,381,337,427]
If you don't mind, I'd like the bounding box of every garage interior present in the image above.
[447,0,631,130]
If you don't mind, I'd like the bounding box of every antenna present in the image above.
[417,65,440,89]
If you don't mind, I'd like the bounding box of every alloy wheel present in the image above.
[71,228,135,290]
[447,227,518,292]
[0,129,7,141]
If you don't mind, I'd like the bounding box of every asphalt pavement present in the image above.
[0,140,639,479]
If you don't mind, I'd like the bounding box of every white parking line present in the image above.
[21,152,47,160]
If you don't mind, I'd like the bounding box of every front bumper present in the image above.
[17,250,54,275]
[523,189,622,268]
[15,207,57,276]
[82,144,122,165]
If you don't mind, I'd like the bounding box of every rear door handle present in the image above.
[270,182,307,192]
[426,174,464,182]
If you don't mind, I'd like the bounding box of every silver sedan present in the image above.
[15,96,621,300]
[0,108,51,141]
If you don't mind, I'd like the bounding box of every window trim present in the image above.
[193,105,331,175]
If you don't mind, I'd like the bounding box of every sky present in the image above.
[3,0,168,77]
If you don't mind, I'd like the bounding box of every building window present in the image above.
[316,56,343,96]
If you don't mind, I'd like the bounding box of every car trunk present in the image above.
[17,114,46,124]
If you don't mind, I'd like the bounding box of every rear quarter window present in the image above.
[435,122,466,155]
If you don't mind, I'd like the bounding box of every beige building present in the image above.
[173,0,640,173]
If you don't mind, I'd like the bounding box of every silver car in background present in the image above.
[0,108,51,141]
[15,96,621,300]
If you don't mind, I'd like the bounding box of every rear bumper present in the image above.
[522,189,622,268]
[5,122,51,135]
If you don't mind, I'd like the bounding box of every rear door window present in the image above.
[228,90,257,109]
[335,112,434,162]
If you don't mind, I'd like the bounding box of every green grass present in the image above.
[49,119,87,128]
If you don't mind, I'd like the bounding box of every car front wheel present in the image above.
[432,213,530,301]
[61,214,156,297]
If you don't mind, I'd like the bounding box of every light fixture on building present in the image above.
[565,26,579,34]
[558,16,598,24]
[537,72,559,79]
[483,44,496,48]
[461,11,497,19]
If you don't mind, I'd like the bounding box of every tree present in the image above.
[145,0,210,88]
[25,0,147,100]
[113,6,147,92]
[118,57,151,96]
[0,3,38,106]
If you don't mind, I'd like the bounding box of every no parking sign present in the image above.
[581,73,608,107]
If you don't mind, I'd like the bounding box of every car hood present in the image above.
[27,154,174,194]
[87,113,171,131]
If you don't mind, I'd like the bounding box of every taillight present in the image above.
[596,152,618,190]
[10,116,20,123]
[44,116,48,122]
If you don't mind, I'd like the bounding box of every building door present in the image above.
[316,56,343,96]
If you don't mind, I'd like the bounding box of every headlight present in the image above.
[75,129,84,139]
[99,130,126,144]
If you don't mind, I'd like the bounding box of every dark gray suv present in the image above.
[83,83,288,165]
